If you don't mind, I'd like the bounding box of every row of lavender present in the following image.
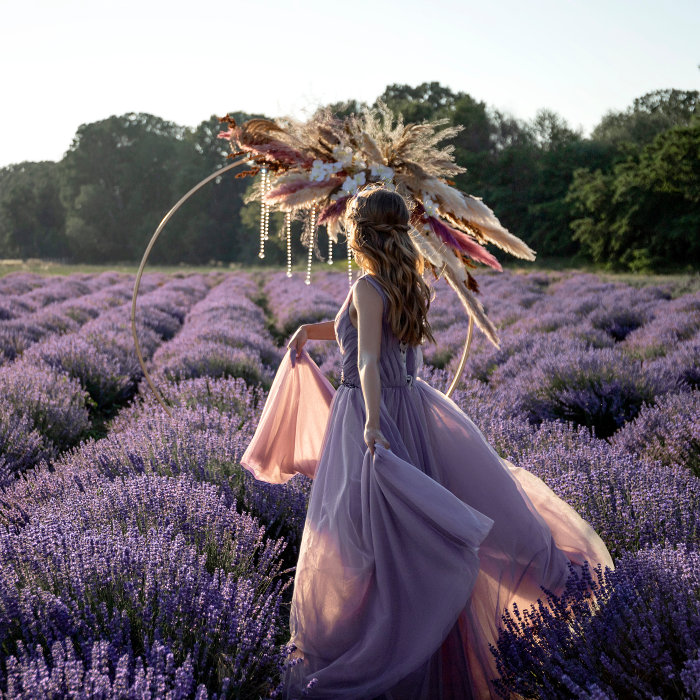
[0,272,226,485]
[0,271,308,699]
[1,267,699,698]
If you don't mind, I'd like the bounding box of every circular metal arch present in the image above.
[130,157,248,417]
[445,315,473,399]
[131,156,474,413]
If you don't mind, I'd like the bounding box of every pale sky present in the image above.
[1,0,698,168]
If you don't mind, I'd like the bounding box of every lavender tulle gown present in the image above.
[241,275,613,700]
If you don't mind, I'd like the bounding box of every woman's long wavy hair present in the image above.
[346,187,435,347]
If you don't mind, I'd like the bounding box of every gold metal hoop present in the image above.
[131,155,475,411]
[130,157,249,417]
[445,315,474,399]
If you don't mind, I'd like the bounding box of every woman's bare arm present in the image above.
[305,320,336,340]
[355,279,390,455]
[287,320,336,357]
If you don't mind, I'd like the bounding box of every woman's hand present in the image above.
[364,424,390,456]
[287,321,337,358]
[287,325,308,357]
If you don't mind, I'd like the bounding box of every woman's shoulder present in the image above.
[352,274,387,312]
[354,274,387,305]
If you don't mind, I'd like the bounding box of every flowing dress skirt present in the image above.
[242,349,613,700]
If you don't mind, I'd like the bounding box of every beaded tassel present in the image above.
[305,204,316,286]
[258,168,269,259]
[285,212,292,277]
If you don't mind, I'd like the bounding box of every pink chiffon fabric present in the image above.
[241,348,335,483]
[241,275,614,700]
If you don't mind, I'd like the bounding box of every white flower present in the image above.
[340,172,367,197]
[331,145,367,174]
[370,163,394,183]
[422,193,440,218]
[352,155,367,172]
[310,159,336,182]
[332,146,354,168]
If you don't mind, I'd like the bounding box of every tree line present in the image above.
[0,83,698,271]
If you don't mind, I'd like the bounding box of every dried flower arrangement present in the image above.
[217,103,536,347]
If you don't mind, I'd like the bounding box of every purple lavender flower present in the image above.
[1,639,203,699]
[0,360,89,452]
[24,335,133,413]
[491,546,700,700]
[612,389,700,476]
[156,342,272,386]
[509,347,676,438]
[651,336,700,390]
[1,268,699,697]
[151,275,281,388]
[0,474,292,698]
[263,271,345,337]
[0,398,50,486]
[2,405,311,544]
[500,420,700,557]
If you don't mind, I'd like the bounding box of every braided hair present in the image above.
[346,188,435,347]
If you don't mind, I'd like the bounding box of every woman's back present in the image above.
[335,275,421,389]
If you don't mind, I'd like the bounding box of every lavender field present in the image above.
[0,268,699,699]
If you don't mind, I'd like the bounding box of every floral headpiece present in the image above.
[217,103,536,347]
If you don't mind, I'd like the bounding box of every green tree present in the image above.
[0,162,69,259]
[158,112,262,265]
[524,111,611,257]
[60,113,189,262]
[592,89,699,148]
[156,112,310,267]
[2,82,696,269]
[376,83,608,258]
[377,82,463,123]
[568,122,700,271]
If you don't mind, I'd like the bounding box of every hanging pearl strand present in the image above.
[328,227,333,265]
[285,212,292,277]
[305,203,316,286]
[264,183,270,243]
[347,233,353,287]
[258,168,269,259]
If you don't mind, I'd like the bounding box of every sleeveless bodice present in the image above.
[334,274,420,389]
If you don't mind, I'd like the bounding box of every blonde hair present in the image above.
[346,188,435,347]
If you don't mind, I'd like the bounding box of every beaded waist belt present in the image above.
[339,374,414,389]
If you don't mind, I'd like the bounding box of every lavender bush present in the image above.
[0,273,215,470]
[509,347,675,438]
[152,275,280,388]
[24,336,132,414]
[264,271,348,338]
[613,389,700,476]
[503,421,700,557]
[0,360,89,454]
[652,336,700,390]
[0,273,166,363]
[115,375,266,429]
[1,268,699,698]
[0,474,292,698]
[1,639,207,700]
[0,400,49,487]
[2,405,311,545]
[491,546,700,700]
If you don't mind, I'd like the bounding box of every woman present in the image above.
[242,187,613,700]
